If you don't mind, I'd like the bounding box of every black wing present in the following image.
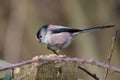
[51,28,82,33]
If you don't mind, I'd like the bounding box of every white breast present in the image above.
[41,31,51,44]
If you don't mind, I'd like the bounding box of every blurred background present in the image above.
[0,0,120,79]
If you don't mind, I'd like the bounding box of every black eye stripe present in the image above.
[36,29,40,39]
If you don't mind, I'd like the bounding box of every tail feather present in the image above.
[80,25,115,33]
[73,25,115,35]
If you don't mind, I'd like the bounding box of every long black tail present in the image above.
[80,25,115,33]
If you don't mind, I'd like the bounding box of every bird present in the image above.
[35,24,114,55]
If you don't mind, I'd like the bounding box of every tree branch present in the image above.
[0,55,120,73]
[104,30,119,79]
[78,65,99,80]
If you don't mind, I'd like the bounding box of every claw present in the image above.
[47,44,59,55]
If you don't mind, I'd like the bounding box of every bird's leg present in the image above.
[47,44,59,55]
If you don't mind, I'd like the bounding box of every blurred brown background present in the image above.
[0,0,120,64]
[0,0,120,79]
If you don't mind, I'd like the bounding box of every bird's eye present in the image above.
[39,35,42,38]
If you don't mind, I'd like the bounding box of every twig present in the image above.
[0,55,120,73]
[78,66,99,80]
[104,30,119,79]
[0,59,33,71]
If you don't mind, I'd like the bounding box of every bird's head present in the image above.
[35,24,49,43]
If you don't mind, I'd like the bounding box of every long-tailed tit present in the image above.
[35,24,114,55]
